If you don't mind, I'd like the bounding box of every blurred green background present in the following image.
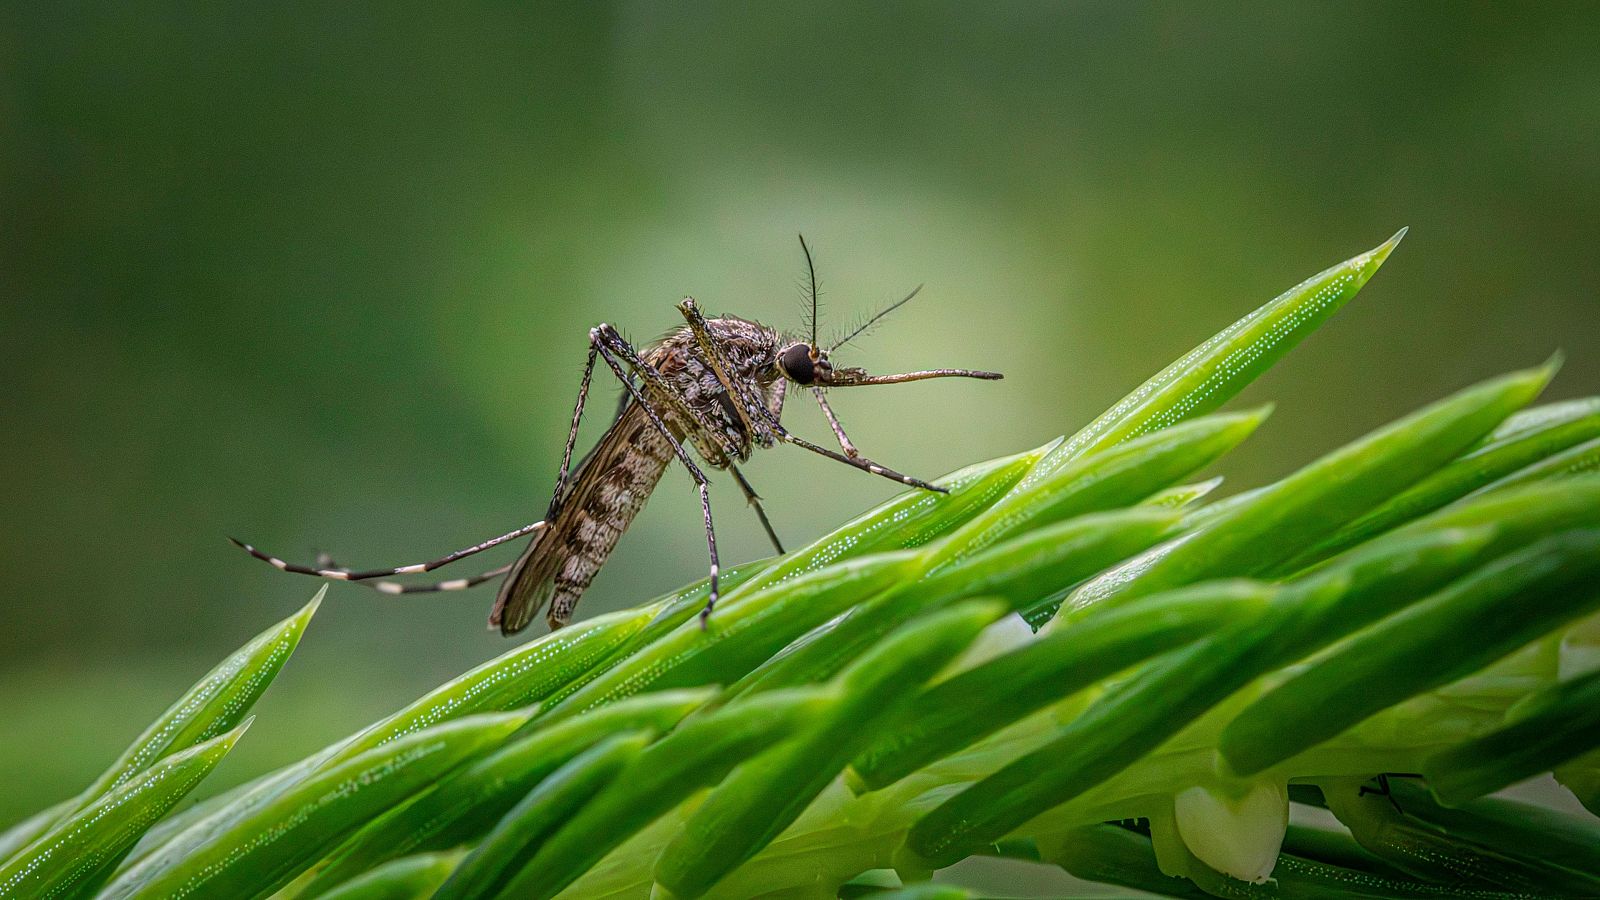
[2,2,1597,888]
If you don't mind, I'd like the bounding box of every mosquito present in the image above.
[233,237,1002,634]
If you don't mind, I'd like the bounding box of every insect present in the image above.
[233,237,1002,634]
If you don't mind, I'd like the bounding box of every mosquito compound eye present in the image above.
[780,343,816,384]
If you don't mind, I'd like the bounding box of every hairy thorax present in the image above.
[643,316,789,467]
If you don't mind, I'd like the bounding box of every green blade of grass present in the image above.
[99,712,528,900]
[296,689,714,897]
[18,593,320,872]
[850,582,1272,791]
[726,409,1266,699]
[0,721,247,900]
[0,801,74,869]
[311,852,462,900]
[432,732,651,900]
[543,551,918,719]
[1477,396,1600,446]
[1061,362,1556,620]
[728,506,1182,698]
[1142,476,1225,510]
[1028,230,1404,481]
[654,601,1004,898]
[900,580,1286,871]
[127,581,743,867]
[1320,779,1600,893]
[1425,669,1600,806]
[1221,530,1600,777]
[490,686,832,900]
[83,592,320,808]
[337,604,662,757]
[1473,433,1600,495]
[931,408,1269,565]
[1281,395,1600,569]
[905,525,1496,869]
[729,443,1056,597]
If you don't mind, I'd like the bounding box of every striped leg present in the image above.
[230,519,546,584]
[312,553,514,595]
[590,327,723,628]
[232,344,610,593]
[729,463,784,555]
[769,424,948,494]
[811,387,860,458]
[548,344,599,518]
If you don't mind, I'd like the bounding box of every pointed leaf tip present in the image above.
[303,584,328,617]
[1350,227,1407,283]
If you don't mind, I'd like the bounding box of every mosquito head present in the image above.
[776,341,832,386]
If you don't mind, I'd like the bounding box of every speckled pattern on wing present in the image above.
[491,317,789,632]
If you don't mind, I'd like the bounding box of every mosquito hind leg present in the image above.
[315,553,514,595]
[729,463,784,555]
[590,328,723,628]
[230,519,546,584]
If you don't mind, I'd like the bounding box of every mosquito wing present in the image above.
[490,400,675,634]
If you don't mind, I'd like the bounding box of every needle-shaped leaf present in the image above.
[1062,362,1556,619]
[1027,230,1405,480]
[1474,433,1600,494]
[311,852,462,900]
[99,711,528,900]
[719,442,1053,598]
[1425,668,1600,805]
[1142,476,1225,510]
[80,591,320,809]
[339,604,661,757]
[932,407,1269,563]
[1321,778,1600,893]
[727,409,1265,699]
[491,686,831,900]
[297,688,714,896]
[730,507,1182,699]
[1221,530,1600,777]
[432,732,651,900]
[901,580,1282,871]
[906,525,1495,869]
[0,721,247,900]
[653,600,1004,898]
[851,584,1271,791]
[543,551,917,719]
[1282,393,1600,569]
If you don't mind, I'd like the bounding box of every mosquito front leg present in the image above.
[729,463,785,555]
[771,423,948,494]
[230,519,546,584]
[811,387,859,458]
[590,328,724,627]
[547,344,600,518]
[676,298,775,446]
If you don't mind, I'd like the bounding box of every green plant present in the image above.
[6,229,1600,899]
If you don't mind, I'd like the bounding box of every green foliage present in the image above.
[5,233,1600,898]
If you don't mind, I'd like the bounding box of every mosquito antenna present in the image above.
[829,284,923,353]
[798,234,819,354]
